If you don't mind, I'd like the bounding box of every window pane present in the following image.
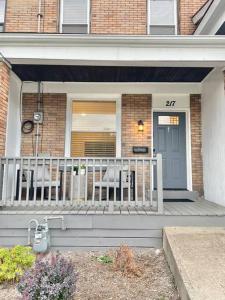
[150,25,175,35]
[150,0,175,26]
[71,101,117,157]
[158,116,179,125]
[0,0,5,23]
[63,0,88,25]
[62,24,88,34]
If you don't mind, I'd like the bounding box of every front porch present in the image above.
[1,34,225,248]
[1,198,225,249]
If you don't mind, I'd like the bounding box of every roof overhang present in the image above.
[0,34,225,68]
[194,0,225,35]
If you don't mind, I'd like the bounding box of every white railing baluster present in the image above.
[10,158,16,206]
[48,158,52,205]
[121,159,123,205]
[142,159,145,206]
[25,158,31,206]
[70,158,74,206]
[156,154,163,213]
[63,158,67,206]
[40,158,45,205]
[18,158,23,205]
[99,159,102,204]
[92,159,95,205]
[106,159,109,205]
[135,159,138,205]
[149,160,153,207]
[56,159,59,206]
[85,159,88,204]
[128,159,131,205]
[113,159,116,204]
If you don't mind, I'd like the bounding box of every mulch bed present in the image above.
[0,249,179,300]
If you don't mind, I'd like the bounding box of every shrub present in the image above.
[97,255,113,264]
[17,253,78,300]
[0,245,35,283]
[114,245,142,277]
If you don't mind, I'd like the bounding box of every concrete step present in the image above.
[163,227,225,300]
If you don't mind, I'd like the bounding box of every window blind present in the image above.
[62,0,88,33]
[149,0,176,35]
[71,101,117,157]
[0,0,5,25]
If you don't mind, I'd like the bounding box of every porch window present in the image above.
[61,0,89,34]
[149,0,177,35]
[0,0,5,32]
[71,101,117,157]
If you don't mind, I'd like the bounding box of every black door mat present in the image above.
[163,199,194,203]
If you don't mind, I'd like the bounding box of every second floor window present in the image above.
[62,0,89,34]
[0,0,5,32]
[149,0,177,35]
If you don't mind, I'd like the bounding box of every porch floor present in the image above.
[1,199,225,216]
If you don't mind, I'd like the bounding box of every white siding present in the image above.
[202,68,225,206]
[5,73,21,156]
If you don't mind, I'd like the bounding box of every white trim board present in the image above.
[152,94,192,191]
[65,94,122,157]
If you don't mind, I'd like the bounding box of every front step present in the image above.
[153,190,198,201]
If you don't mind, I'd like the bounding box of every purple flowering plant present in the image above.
[17,253,78,300]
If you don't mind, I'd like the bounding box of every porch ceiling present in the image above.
[12,64,212,83]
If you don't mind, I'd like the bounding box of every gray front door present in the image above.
[153,112,187,189]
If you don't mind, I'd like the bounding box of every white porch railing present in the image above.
[0,154,163,213]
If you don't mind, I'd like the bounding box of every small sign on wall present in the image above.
[152,94,190,109]
[133,146,149,154]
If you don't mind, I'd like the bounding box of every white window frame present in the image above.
[0,0,6,32]
[60,0,90,34]
[65,94,122,158]
[148,0,178,35]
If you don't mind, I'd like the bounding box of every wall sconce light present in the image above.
[138,120,144,132]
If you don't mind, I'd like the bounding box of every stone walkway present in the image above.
[164,227,225,300]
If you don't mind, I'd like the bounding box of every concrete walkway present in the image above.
[163,227,225,300]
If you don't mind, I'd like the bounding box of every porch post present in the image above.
[156,153,163,213]
[0,60,10,156]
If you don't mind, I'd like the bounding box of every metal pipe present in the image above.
[35,82,41,156]
[27,219,39,245]
[37,0,42,33]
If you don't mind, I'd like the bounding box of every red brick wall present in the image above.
[121,94,152,157]
[90,0,147,34]
[5,0,59,33]
[179,0,208,35]
[21,93,67,156]
[190,94,203,194]
[0,62,10,156]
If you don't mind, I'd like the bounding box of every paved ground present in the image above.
[164,227,225,300]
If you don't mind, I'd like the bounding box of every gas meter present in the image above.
[28,216,66,253]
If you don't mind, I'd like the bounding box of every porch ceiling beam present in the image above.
[1,34,225,67]
[22,82,202,94]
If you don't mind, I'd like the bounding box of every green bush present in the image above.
[0,245,36,283]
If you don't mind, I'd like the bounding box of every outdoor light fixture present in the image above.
[138,120,144,132]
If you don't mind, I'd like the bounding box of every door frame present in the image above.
[152,108,192,191]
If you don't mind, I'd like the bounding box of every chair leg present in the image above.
[92,185,95,202]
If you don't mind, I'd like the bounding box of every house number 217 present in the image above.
[166,100,176,107]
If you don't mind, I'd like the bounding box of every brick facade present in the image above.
[121,94,152,157]
[190,95,203,194]
[3,0,209,35]
[0,62,10,156]
[91,0,147,35]
[21,93,66,156]
[5,0,59,33]
[179,0,208,35]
